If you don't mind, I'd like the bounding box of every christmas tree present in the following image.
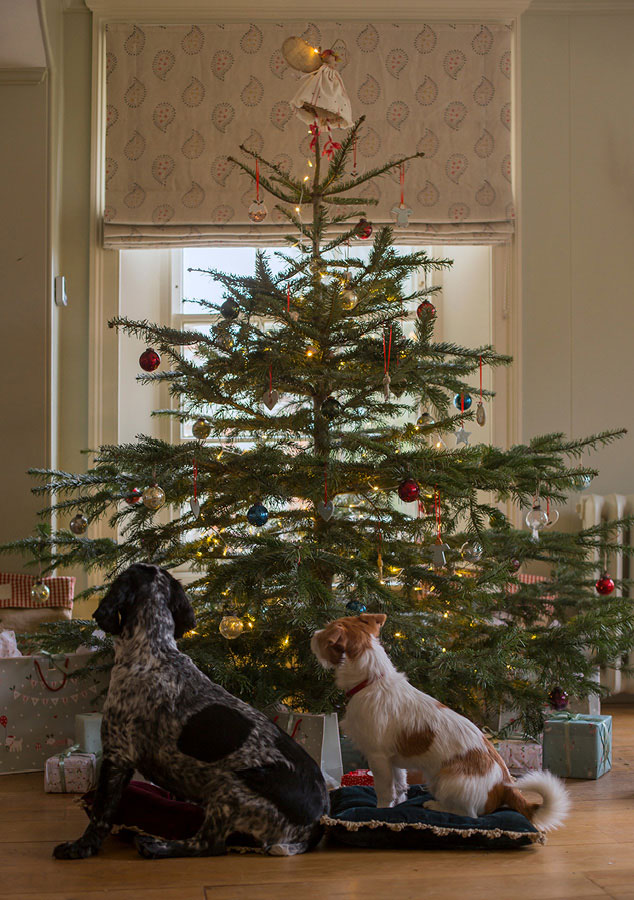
[6,118,633,736]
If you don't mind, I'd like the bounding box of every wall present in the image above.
[520,12,634,514]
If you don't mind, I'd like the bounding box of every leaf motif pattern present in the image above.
[414,26,437,54]
[212,50,234,81]
[152,50,175,81]
[152,204,174,224]
[501,154,511,182]
[446,154,468,184]
[106,104,119,131]
[270,101,292,131]
[301,23,322,48]
[474,130,494,158]
[181,130,205,159]
[211,156,236,186]
[106,52,117,80]
[240,25,262,54]
[269,50,287,80]
[500,102,512,130]
[500,50,511,79]
[358,127,381,157]
[472,26,494,55]
[152,102,175,133]
[152,154,175,185]
[475,180,496,206]
[418,129,439,159]
[124,182,146,208]
[242,129,264,155]
[356,25,379,53]
[444,101,467,130]
[386,49,408,78]
[105,157,118,183]
[211,103,234,133]
[443,50,466,80]
[449,202,470,221]
[124,26,145,56]
[124,130,146,160]
[473,77,495,106]
[272,154,293,174]
[331,39,349,70]
[357,74,380,105]
[240,76,264,108]
[124,78,146,108]
[212,204,234,223]
[416,77,438,106]
[386,101,409,131]
[182,182,205,208]
[182,77,206,108]
[181,26,204,55]
[418,181,440,206]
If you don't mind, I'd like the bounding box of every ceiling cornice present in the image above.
[527,0,634,12]
[84,0,532,22]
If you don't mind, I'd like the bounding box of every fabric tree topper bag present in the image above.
[0,572,74,633]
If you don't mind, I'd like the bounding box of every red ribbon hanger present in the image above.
[322,124,342,160]
[287,284,291,314]
[400,163,405,205]
[193,456,198,502]
[309,122,320,153]
[255,159,260,203]
[383,326,393,377]
[479,355,483,403]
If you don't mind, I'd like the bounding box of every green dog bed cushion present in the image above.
[323,785,544,849]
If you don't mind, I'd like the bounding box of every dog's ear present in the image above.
[323,624,347,665]
[358,613,387,635]
[93,569,134,635]
[163,570,196,639]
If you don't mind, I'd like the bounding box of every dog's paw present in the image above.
[134,835,171,859]
[392,791,408,807]
[53,839,99,860]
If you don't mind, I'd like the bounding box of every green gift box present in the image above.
[543,713,612,779]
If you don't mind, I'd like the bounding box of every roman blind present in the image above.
[103,21,513,248]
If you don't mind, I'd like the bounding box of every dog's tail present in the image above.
[503,770,570,832]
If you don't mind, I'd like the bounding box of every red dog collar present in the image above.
[346,676,382,698]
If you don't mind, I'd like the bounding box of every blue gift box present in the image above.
[543,713,612,779]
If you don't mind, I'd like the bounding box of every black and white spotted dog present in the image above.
[53,563,328,860]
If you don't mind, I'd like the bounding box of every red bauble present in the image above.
[139,348,161,372]
[398,478,420,503]
[548,686,569,710]
[417,299,436,318]
[355,218,373,240]
[125,488,142,505]
[596,573,615,595]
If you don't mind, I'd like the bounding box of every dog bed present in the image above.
[323,785,545,849]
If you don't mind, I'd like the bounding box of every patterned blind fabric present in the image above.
[104,22,513,248]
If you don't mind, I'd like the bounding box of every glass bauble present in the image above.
[453,393,472,411]
[139,348,160,372]
[69,513,88,535]
[321,397,342,420]
[416,411,435,428]
[417,300,436,318]
[219,615,244,639]
[192,418,211,440]
[220,299,239,320]
[460,541,483,562]
[346,599,367,614]
[248,200,268,223]
[30,580,50,603]
[142,484,165,510]
[125,487,142,505]
[548,686,569,711]
[341,289,358,311]
[397,478,420,503]
[354,218,373,240]
[526,502,548,536]
[246,502,269,527]
[216,327,234,351]
[596,572,615,595]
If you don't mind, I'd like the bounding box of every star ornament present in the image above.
[391,203,412,228]
[455,426,471,446]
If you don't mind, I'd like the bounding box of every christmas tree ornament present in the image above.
[220,299,239,320]
[546,498,559,527]
[417,411,435,428]
[125,487,142,505]
[346,599,367,614]
[30,580,50,604]
[262,365,279,410]
[460,541,483,562]
[287,42,352,128]
[190,458,200,518]
[397,478,420,503]
[219,615,244,639]
[453,393,472,411]
[433,537,450,569]
[142,483,165,511]
[139,348,160,372]
[321,397,342,420]
[350,138,359,177]
[596,572,615,595]
[476,356,486,426]
[455,426,471,447]
[192,418,211,440]
[341,288,358,311]
[391,164,412,228]
[417,299,436,318]
[383,326,393,400]
[355,218,373,240]
[526,499,548,539]
[510,558,521,572]
[216,327,234,351]
[247,502,269,527]
[317,465,334,520]
[248,159,268,223]
[69,513,88,535]
[548,686,569,711]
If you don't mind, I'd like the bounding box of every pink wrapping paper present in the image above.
[44,751,99,793]
[496,739,542,772]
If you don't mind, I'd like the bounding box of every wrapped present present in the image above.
[45,745,100,793]
[341,769,374,787]
[496,738,543,773]
[75,712,103,755]
[543,713,612,779]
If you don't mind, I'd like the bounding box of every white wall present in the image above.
[520,12,634,512]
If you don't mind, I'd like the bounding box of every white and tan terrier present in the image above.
[312,613,569,830]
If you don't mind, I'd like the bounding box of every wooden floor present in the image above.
[2,705,634,900]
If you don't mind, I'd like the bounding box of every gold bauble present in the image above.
[69,513,88,535]
[192,418,211,440]
[31,581,50,603]
[142,484,165,510]
[219,615,244,640]
[341,289,358,311]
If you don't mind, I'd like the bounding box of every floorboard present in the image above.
[1,704,632,900]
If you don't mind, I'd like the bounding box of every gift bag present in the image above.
[0,572,75,633]
[0,652,108,775]
[272,711,343,787]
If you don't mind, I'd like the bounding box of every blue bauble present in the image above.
[453,393,472,411]
[346,599,367,614]
[246,502,269,526]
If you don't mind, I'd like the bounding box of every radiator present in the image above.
[577,493,634,694]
